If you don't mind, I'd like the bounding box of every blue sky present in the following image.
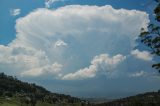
[0,0,160,98]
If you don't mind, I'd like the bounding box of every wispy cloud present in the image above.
[54,39,67,48]
[45,0,62,8]
[131,49,153,61]
[10,8,21,16]
[129,70,146,77]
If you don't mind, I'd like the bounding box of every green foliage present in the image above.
[139,0,160,72]
[0,73,84,106]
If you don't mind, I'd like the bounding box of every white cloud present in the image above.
[129,70,146,77]
[21,62,63,77]
[62,54,126,80]
[45,0,62,8]
[0,5,149,79]
[131,49,153,61]
[10,9,21,16]
[54,39,67,48]
[0,45,61,76]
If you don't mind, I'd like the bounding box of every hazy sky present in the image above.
[0,0,160,98]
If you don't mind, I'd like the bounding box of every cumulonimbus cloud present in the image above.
[0,5,149,79]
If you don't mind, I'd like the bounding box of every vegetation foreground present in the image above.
[0,97,82,106]
[0,73,90,106]
[0,73,160,106]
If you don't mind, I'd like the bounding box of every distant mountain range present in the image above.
[84,98,113,104]
[93,90,160,106]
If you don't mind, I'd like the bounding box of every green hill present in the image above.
[94,90,160,106]
[1,72,160,106]
[0,73,89,106]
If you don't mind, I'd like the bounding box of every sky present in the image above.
[0,0,160,98]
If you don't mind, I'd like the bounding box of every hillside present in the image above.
[94,90,160,106]
[1,72,160,106]
[0,73,89,106]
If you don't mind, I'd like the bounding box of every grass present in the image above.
[0,102,18,106]
[0,96,82,106]
[0,96,20,106]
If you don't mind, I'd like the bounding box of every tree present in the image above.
[139,0,160,72]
